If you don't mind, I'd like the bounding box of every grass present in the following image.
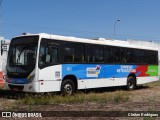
[3,81,160,111]
[113,92,130,103]
[143,117,156,120]
[17,90,130,106]
[144,81,160,87]
[11,81,160,106]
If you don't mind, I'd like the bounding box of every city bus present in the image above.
[0,38,10,89]
[6,33,159,95]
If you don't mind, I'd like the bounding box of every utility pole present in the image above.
[114,19,120,39]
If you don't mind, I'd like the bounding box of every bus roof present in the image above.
[18,33,158,51]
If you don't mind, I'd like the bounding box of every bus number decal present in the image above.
[55,71,60,78]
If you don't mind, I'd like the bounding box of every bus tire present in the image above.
[126,76,136,90]
[61,79,75,96]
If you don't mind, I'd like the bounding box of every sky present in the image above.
[0,0,160,42]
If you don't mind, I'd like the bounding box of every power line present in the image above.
[1,22,113,36]
[1,22,160,42]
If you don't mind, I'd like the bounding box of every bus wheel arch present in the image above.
[126,74,137,90]
[61,75,77,96]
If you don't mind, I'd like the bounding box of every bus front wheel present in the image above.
[61,79,75,96]
[127,76,136,90]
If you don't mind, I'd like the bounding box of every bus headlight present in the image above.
[27,74,35,83]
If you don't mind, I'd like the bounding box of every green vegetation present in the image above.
[145,81,160,87]
[113,92,129,103]
[2,81,160,111]
[2,90,130,111]
[11,81,160,106]
[18,90,130,105]
[143,117,156,120]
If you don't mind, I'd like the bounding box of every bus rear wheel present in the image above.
[61,79,75,96]
[127,76,136,90]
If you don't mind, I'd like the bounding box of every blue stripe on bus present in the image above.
[8,78,28,84]
[62,64,137,80]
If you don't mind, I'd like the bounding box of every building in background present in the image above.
[0,36,10,89]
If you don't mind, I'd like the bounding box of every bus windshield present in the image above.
[7,36,39,78]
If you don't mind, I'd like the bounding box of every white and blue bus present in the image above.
[6,33,159,95]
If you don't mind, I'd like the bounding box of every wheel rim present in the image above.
[64,83,72,95]
[128,80,134,89]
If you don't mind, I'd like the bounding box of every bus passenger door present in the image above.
[38,40,62,92]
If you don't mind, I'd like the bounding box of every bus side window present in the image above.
[120,48,126,64]
[39,46,46,64]
[65,47,74,62]
[48,47,58,63]
[146,50,158,65]
[39,46,59,65]
[106,46,120,64]
[64,43,85,63]
[135,49,146,64]
[87,45,104,63]
[126,49,134,64]
[46,54,51,63]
